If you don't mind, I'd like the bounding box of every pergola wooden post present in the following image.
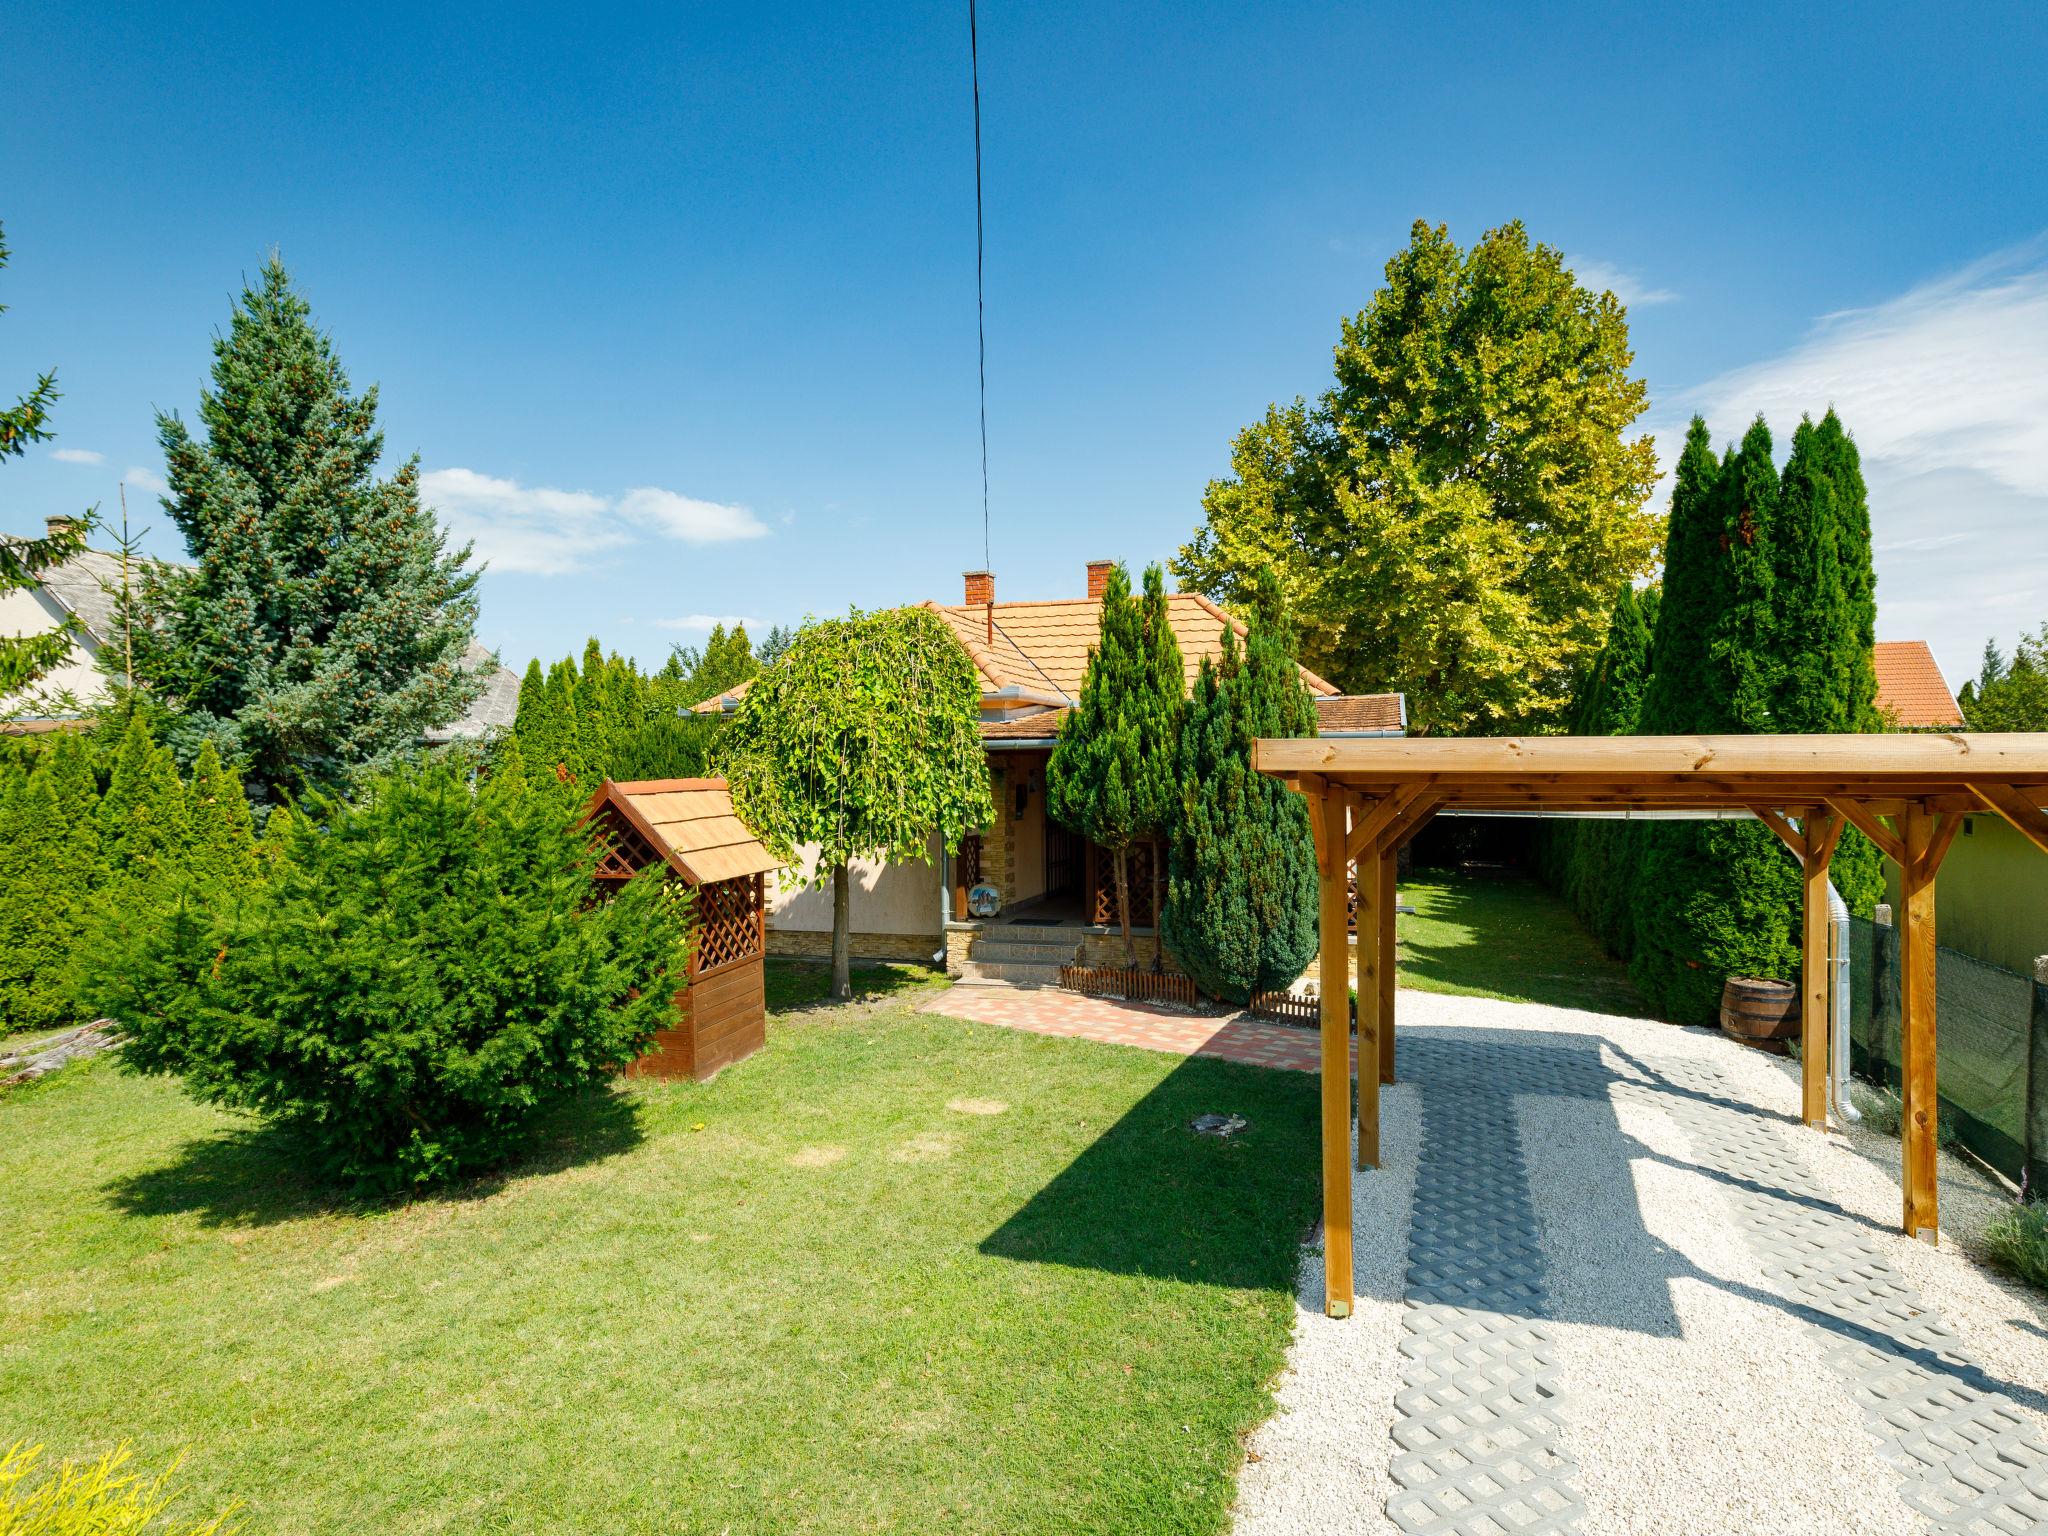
[1261,734,2048,1322]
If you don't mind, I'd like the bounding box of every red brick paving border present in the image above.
[919,982,1351,1074]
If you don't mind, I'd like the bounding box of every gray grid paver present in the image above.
[1388,1029,2048,1536]
[1387,1037,1594,1536]
[1615,1051,2048,1535]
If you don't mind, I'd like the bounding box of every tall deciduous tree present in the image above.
[1161,574,1319,1001]
[1046,564,1185,966]
[131,257,483,798]
[1174,220,1661,734]
[0,221,94,709]
[715,608,992,1000]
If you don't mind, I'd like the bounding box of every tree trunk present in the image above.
[831,859,853,1001]
[1114,843,1134,968]
[1151,840,1165,972]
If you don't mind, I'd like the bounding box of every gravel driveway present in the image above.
[1233,990,2048,1536]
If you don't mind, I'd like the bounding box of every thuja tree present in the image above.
[130,257,483,799]
[1773,411,1883,911]
[1541,582,1658,959]
[715,607,992,1000]
[1046,564,1185,966]
[1632,418,1801,1023]
[95,761,689,1191]
[1161,575,1318,1001]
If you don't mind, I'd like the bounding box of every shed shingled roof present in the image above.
[589,777,782,885]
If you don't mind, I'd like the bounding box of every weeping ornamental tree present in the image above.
[1046,563,1185,967]
[131,257,483,799]
[715,607,992,1000]
[1161,574,1319,1002]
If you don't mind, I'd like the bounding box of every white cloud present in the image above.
[654,614,764,631]
[421,468,768,577]
[1642,236,2048,680]
[1567,255,1678,308]
[50,447,104,465]
[124,466,168,496]
[617,487,768,543]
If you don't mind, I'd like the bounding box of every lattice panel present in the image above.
[695,874,763,973]
[591,806,660,879]
[1092,839,1159,928]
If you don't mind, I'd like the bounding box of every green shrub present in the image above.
[92,759,691,1191]
[0,1441,239,1534]
[1984,1201,2048,1294]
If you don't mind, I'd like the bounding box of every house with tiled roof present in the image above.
[707,560,1405,980]
[1873,640,1963,728]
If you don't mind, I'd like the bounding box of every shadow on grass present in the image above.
[762,955,943,1017]
[979,1050,1321,1291]
[102,1081,647,1229]
[1400,863,1646,1018]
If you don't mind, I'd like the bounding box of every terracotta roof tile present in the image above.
[1873,641,1963,728]
[930,592,1341,700]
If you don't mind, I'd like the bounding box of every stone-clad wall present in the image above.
[767,929,942,965]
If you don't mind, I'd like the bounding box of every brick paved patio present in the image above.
[920,981,1347,1073]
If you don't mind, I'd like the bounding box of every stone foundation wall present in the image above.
[767,928,943,966]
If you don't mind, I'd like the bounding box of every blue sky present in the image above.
[4,1,2045,682]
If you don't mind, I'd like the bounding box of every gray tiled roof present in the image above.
[425,641,522,742]
[33,546,147,646]
[28,544,519,743]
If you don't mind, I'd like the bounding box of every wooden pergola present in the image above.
[1252,733,2048,1320]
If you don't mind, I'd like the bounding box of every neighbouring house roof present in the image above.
[13,541,520,741]
[922,592,1343,701]
[30,545,135,648]
[423,641,523,743]
[691,679,753,714]
[586,777,783,885]
[1874,641,1963,728]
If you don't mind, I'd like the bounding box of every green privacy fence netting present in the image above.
[1846,915,2048,1195]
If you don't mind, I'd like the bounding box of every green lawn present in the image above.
[1398,863,1646,1016]
[1,961,1321,1535]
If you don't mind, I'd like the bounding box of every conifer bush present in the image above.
[1161,578,1319,1002]
[92,758,690,1191]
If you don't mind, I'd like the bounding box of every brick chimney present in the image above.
[44,515,79,540]
[1086,559,1114,600]
[964,570,994,645]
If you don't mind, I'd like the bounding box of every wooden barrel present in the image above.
[1720,976,1799,1051]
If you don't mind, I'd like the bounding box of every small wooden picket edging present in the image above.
[1247,988,1324,1028]
[1056,964,1198,1008]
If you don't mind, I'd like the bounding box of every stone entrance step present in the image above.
[967,935,1081,966]
[955,960,1068,987]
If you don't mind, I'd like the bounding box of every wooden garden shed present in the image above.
[583,777,781,1081]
